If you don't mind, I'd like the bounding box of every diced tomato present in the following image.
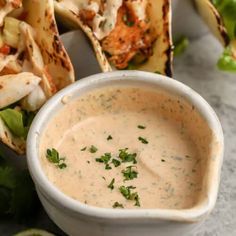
[0,45,11,55]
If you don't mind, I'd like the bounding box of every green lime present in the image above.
[13,229,56,236]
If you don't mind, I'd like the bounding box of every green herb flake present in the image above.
[122,166,138,181]
[105,164,112,170]
[118,148,137,164]
[133,193,140,207]
[119,185,132,199]
[137,125,146,129]
[81,147,87,151]
[46,148,67,169]
[58,163,67,169]
[138,136,148,144]
[89,145,98,153]
[96,153,112,170]
[112,202,124,208]
[122,14,134,27]
[107,135,113,140]
[96,153,111,164]
[111,158,121,167]
[119,185,140,207]
[108,178,115,190]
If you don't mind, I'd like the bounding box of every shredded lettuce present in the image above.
[212,1,236,72]
[0,109,26,138]
[212,0,236,40]
[217,46,236,72]
[174,36,189,56]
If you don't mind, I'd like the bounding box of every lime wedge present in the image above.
[13,229,56,236]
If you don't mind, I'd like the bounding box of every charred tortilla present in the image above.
[0,0,74,154]
[54,0,173,76]
[195,0,236,72]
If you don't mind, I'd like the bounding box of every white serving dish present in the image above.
[27,71,224,236]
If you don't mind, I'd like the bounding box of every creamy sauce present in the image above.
[40,86,213,209]
[57,0,147,40]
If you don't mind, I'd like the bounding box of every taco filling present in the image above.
[57,0,158,69]
[196,0,236,72]
[0,0,74,153]
[212,0,236,71]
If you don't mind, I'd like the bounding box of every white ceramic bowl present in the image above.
[27,71,224,236]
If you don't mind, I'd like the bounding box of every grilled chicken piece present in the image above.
[101,3,156,69]
[79,9,96,26]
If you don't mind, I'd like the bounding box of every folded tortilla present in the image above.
[195,0,236,72]
[54,0,173,76]
[0,0,75,154]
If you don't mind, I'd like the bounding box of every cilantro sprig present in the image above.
[46,148,67,169]
[96,153,112,170]
[119,185,140,207]
[111,158,121,167]
[122,166,138,181]
[118,148,137,164]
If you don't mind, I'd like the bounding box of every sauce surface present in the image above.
[40,86,212,209]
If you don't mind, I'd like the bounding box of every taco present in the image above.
[195,0,236,72]
[0,0,74,154]
[54,0,173,76]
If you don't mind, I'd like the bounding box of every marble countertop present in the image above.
[1,33,236,236]
[174,33,236,236]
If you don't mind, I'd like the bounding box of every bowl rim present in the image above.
[27,70,224,222]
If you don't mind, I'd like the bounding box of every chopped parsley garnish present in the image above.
[118,148,137,164]
[138,137,148,144]
[119,185,135,198]
[81,147,87,151]
[137,125,146,129]
[96,153,111,163]
[96,153,112,170]
[107,135,113,140]
[119,186,140,207]
[122,166,138,181]
[89,145,98,153]
[113,202,124,208]
[134,193,140,207]
[108,178,115,190]
[105,164,112,170]
[46,148,67,169]
[122,13,134,27]
[112,158,121,167]
[58,163,67,169]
